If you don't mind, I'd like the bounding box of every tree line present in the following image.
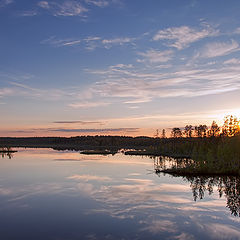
[158,115,240,138]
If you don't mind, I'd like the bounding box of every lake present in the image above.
[0,148,239,240]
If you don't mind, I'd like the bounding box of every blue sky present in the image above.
[1,0,240,136]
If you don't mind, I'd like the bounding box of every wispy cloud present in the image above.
[37,0,88,17]
[35,0,117,17]
[137,49,173,63]
[153,25,218,50]
[109,64,133,69]
[0,88,14,97]
[124,97,152,104]
[41,35,134,50]
[8,127,140,134]
[53,120,103,124]
[7,81,66,100]
[20,10,38,16]
[223,58,240,65]
[87,63,240,103]
[3,59,240,111]
[47,127,139,133]
[84,0,109,7]
[197,40,239,58]
[41,36,81,47]
[68,101,110,108]
[102,37,135,48]
[234,27,240,34]
[0,0,13,8]
[38,1,50,9]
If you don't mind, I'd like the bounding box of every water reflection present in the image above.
[185,176,240,217]
[153,156,240,217]
[152,156,194,174]
[0,147,15,159]
[0,149,240,240]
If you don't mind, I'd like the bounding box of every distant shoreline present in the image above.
[1,135,240,176]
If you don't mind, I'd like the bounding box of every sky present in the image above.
[1,0,240,137]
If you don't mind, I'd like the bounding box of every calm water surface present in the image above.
[0,148,240,240]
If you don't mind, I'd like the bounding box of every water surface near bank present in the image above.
[0,148,239,240]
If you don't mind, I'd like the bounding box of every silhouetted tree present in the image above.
[208,121,220,137]
[171,128,182,138]
[161,129,166,138]
[195,125,208,137]
[222,115,240,136]
[154,129,159,138]
[184,125,193,138]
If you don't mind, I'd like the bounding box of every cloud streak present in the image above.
[68,101,110,108]
[197,40,240,58]
[84,0,109,8]
[153,25,218,50]
[51,127,139,133]
[34,0,118,17]
[41,36,82,47]
[9,127,140,134]
[41,35,135,50]
[102,37,135,48]
[53,120,103,124]
[137,49,173,63]
[86,63,240,104]
[37,0,88,16]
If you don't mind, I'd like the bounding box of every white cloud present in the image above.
[84,36,101,50]
[86,63,240,103]
[198,40,239,58]
[37,0,117,17]
[38,1,50,9]
[20,10,38,16]
[153,25,218,50]
[42,35,135,50]
[61,40,81,46]
[223,58,240,65]
[41,36,81,47]
[102,37,135,48]
[137,49,173,63]
[85,0,109,7]
[55,1,88,16]
[37,0,88,17]
[84,36,101,42]
[109,64,133,69]
[68,101,110,108]
[124,97,152,104]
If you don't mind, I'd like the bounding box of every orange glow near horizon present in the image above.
[1,109,240,138]
[0,127,156,138]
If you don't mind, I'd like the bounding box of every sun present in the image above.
[210,108,240,125]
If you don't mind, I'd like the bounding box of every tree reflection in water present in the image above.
[186,176,240,217]
[0,147,15,159]
[152,156,240,217]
